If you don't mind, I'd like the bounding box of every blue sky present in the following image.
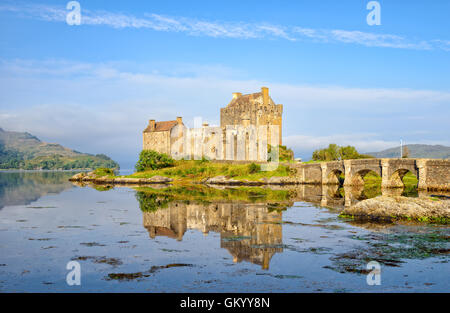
[0,0,449,168]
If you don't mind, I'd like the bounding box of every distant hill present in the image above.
[367,144,450,159]
[0,128,119,170]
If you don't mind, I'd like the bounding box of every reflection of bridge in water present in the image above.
[290,184,446,209]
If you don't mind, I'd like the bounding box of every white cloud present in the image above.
[284,134,399,154]
[0,113,16,119]
[329,30,432,50]
[431,39,450,52]
[0,59,449,165]
[0,3,448,51]
[269,83,450,110]
[284,133,450,158]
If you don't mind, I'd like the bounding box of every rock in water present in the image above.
[341,196,450,223]
[69,173,86,181]
[148,175,173,183]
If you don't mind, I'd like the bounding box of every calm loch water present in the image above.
[0,171,448,292]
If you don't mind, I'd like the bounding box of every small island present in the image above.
[69,148,297,186]
[69,88,450,225]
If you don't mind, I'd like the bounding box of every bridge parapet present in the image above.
[291,162,322,184]
[416,159,450,190]
[290,158,450,191]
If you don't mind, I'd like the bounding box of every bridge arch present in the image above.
[321,161,345,185]
[343,159,382,187]
[385,168,419,189]
[327,169,344,185]
[381,159,419,189]
[349,169,381,186]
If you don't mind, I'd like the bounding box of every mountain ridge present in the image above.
[0,128,119,170]
[366,144,450,159]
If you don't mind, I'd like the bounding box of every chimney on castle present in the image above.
[232,92,242,99]
[177,117,183,125]
[261,87,269,106]
[149,119,156,131]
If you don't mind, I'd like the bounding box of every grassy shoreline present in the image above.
[125,160,292,183]
[78,162,421,188]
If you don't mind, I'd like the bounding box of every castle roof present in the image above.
[225,92,275,108]
[143,120,178,133]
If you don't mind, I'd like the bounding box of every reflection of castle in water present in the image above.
[142,201,284,270]
[138,183,446,269]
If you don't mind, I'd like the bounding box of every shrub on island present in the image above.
[135,150,175,172]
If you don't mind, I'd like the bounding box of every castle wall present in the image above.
[143,131,170,154]
[173,126,269,162]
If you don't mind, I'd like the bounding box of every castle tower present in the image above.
[220,87,283,146]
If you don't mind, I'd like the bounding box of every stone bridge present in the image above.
[290,158,450,191]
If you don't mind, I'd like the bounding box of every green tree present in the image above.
[135,150,175,172]
[339,145,360,160]
[312,144,373,161]
[326,144,340,161]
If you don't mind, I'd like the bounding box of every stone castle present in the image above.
[143,87,283,161]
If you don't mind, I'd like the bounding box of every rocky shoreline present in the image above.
[202,175,302,186]
[69,172,301,186]
[69,172,173,184]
